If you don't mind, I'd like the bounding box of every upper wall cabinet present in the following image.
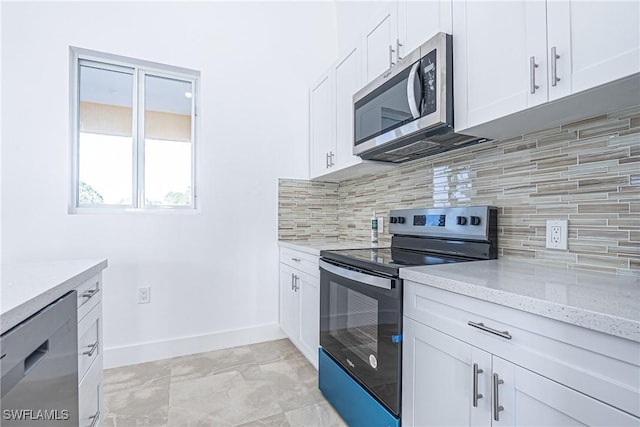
[454,0,640,132]
[309,71,335,178]
[309,46,395,181]
[363,0,452,83]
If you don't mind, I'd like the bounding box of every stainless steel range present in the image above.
[318,206,498,426]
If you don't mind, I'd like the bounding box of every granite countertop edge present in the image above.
[400,260,640,343]
[1,259,108,335]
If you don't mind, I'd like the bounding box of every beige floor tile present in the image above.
[104,358,172,394]
[167,370,282,427]
[170,345,255,383]
[284,402,347,427]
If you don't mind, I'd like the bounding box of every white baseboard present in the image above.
[103,322,286,369]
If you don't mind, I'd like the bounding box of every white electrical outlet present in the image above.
[377,217,384,233]
[546,220,568,250]
[137,287,150,304]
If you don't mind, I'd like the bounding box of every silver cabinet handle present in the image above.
[88,410,100,427]
[396,39,403,62]
[551,46,560,86]
[406,61,421,119]
[472,363,483,407]
[493,373,504,421]
[328,151,334,167]
[325,152,329,169]
[291,274,295,291]
[291,257,301,262]
[389,45,396,68]
[467,321,512,340]
[82,287,99,299]
[530,56,539,94]
[292,275,299,292]
[83,340,99,357]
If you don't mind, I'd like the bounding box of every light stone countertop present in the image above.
[278,240,374,256]
[1,259,108,334]
[400,259,640,342]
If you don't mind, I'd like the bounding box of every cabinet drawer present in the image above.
[76,274,101,322]
[79,355,103,427]
[280,248,320,278]
[404,280,640,417]
[78,302,101,384]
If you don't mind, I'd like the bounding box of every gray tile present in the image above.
[249,338,304,364]
[103,380,170,427]
[170,345,255,383]
[104,359,172,394]
[284,402,347,427]
[260,357,324,413]
[235,413,291,427]
[167,370,282,427]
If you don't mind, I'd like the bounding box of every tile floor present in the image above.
[103,339,347,426]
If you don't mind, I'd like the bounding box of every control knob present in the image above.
[470,216,481,226]
[457,216,468,226]
[390,217,398,224]
[398,217,406,224]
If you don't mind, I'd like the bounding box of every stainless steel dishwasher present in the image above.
[1,291,79,426]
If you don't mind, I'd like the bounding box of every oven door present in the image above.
[319,259,402,415]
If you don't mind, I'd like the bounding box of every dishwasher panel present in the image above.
[1,291,79,426]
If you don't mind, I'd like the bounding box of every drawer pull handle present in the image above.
[82,288,99,299]
[88,410,100,427]
[467,321,512,340]
[291,257,301,262]
[83,340,99,357]
[472,363,483,407]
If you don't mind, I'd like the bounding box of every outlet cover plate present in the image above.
[377,217,383,233]
[546,220,568,250]
[138,287,150,304]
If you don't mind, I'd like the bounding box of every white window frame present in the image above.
[69,47,199,213]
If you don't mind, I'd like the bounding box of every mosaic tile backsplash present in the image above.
[278,106,640,274]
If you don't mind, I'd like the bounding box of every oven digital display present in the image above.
[414,214,445,226]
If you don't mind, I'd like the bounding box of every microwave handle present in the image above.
[406,61,421,119]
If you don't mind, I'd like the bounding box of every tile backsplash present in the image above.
[279,106,639,274]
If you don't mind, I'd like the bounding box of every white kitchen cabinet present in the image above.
[309,71,335,178]
[454,0,640,132]
[279,263,299,341]
[361,0,452,84]
[402,281,640,426]
[403,318,492,427]
[310,47,395,181]
[493,357,638,426]
[76,274,104,427]
[362,2,398,83]
[397,0,452,61]
[546,0,640,100]
[279,248,320,368]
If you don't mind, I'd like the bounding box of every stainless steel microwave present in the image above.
[353,32,488,163]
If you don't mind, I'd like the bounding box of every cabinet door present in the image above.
[279,263,299,340]
[363,2,399,83]
[547,0,640,101]
[492,357,639,427]
[398,0,452,59]
[334,46,363,170]
[309,71,335,178]
[297,270,320,369]
[454,0,547,130]
[403,318,492,427]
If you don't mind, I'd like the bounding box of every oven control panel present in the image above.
[389,206,497,240]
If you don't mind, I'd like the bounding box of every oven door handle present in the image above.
[319,260,393,290]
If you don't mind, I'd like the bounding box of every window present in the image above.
[70,48,199,211]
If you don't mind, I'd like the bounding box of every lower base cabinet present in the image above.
[403,318,637,427]
[279,248,320,368]
[402,281,639,427]
[76,274,104,427]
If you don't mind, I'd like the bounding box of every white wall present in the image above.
[1,1,337,367]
